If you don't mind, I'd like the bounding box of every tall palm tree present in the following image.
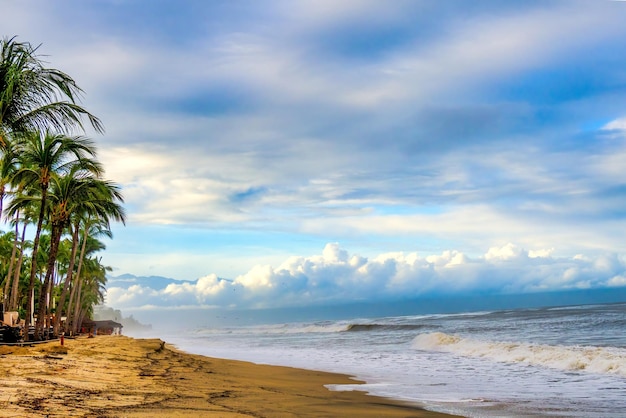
[66,221,108,334]
[0,36,125,339]
[7,206,34,311]
[2,213,19,308]
[0,36,103,148]
[68,235,107,334]
[0,138,22,309]
[7,130,102,340]
[33,168,91,338]
[39,170,125,338]
[54,178,125,335]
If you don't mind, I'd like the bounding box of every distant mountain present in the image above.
[107,273,196,291]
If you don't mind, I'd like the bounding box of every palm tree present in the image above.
[2,214,19,308]
[71,255,110,335]
[67,235,107,334]
[54,178,125,335]
[0,138,23,309]
[0,36,103,148]
[66,221,109,334]
[0,37,127,339]
[33,168,91,338]
[38,169,125,337]
[7,130,102,340]
[7,206,34,311]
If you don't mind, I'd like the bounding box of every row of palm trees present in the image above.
[0,36,125,341]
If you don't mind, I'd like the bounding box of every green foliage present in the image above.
[0,36,125,339]
[0,36,104,138]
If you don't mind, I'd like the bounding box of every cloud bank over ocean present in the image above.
[6,1,626,308]
[106,243,626,311]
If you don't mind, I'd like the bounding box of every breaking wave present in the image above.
[345,323,431,332]
[194,321,434,335]
[412,332,626,377]
[247,322,432,334]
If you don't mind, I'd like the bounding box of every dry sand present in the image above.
[0,335,459,417]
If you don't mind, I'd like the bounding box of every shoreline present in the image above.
[0,335,460,417]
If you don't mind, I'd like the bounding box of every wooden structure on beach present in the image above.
[80,319,123,335]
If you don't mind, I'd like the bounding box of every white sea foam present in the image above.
[294,323,352,333]
[194,322,353,335]
[412,332,626,376]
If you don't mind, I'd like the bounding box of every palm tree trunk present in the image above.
[71,277,83,334]
[3,213,19,309]
[35,223,62,339]
[45,266,55,334]
[24,189,47,341]
[54,221,80,335]
[67,224,90,334]
[66,277,77,335]
[10,222,27,311]
[76,304,87,335]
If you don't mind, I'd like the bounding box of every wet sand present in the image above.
[0,335,459,417]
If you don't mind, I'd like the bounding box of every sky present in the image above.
[5,0,626,316]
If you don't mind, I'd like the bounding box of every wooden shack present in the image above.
[80,319,123,335]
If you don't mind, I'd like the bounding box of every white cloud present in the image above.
[6,2,626,298]
[485,243,527,261]
[106,284,159,306]
[608,275,626,287]
[603,117,626,131]
[106,243,626,310]
[528,248,554,259]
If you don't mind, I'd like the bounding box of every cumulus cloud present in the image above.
[106,243,626,310]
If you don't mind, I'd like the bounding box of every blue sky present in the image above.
[6,0,626,313]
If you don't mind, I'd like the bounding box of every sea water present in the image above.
[166,302,626,417]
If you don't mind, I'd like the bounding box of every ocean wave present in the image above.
[412,332,626,377]
[254,322,433,334]
[344,323,431,332]
[191,322,351,335]
[248,323,352,334]
[193,321,434,335]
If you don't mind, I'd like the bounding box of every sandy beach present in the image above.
[0,335,458,417]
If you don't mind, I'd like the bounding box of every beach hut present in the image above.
[80,319,123,335]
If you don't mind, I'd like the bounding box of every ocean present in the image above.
[166,302,626,417]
